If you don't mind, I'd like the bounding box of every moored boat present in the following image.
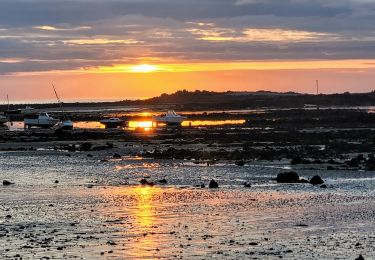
[100,118,126,128]
[0,113,8,125]
[153,110,187,126]
[24,112,59,129]
[55,120,74,130]
[53,84,74,131]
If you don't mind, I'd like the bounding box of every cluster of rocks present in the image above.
[290,154,375,171]
[52,142,115,152]
[276,171,325,187]
[141,146,331,164]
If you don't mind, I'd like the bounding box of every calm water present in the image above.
[5,119,246,131]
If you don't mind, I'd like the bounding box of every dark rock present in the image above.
[140,179,154,186]
[5,215,12,219]
[200,184,205,188]
[276,171,300,183]
[54,180,59,184]
[113,153,122,159]
[208,179,219,188]
[249,242,258,246]
[309,175,324,185]
[244,182,251,188]
[355,255,365,260]
[80,142,92,151]
[140,179,148,185]
[2,180,14,186]
[87,154,93,158]
[299,178,309,183]
[320,184,327,188]
[107,240,116,245]
[235,160,245,167]
[158,179,167,184]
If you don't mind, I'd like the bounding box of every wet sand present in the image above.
[1,150,374,259]
[1,108,375,259]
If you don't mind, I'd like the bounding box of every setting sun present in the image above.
[131,64,158,73]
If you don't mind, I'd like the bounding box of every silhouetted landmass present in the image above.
[2,90,375,111]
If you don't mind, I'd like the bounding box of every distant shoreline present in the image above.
[2,89,375,111]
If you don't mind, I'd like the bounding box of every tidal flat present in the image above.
[1,108,375,259]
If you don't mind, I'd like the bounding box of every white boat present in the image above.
[153,110,187,126]
[100,118,125,128]
[24,112,59,129]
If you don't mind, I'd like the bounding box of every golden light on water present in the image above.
[128,121,153,129]
[182,120,245,126]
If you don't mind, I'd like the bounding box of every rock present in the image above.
[87,184,94,188]
[299,178,309,183]
[5,215,12,219]
[113,153,122,159]
[235,160,245,166]
[140,179,154,186]
[276,171,300,183]
[320,184,327,188]
[208,179,219,188]
[355,255,365,260]
[2,180,14,186]
[244,182,251,188]
[140,179,148,185]
[54,180,59,184]
[309,175,324,185]
[158,179,167,184]
[107,240,116,245]
[200,184,205,188]
[87,154,93,157]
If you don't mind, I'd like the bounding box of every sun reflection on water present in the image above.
[130,186,163,258]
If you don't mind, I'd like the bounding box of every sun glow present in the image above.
[131,64,158,73]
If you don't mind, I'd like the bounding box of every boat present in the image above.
[0,113,8,125]
[52,84,73,130]
[55,120,73,130]
[20,106,35,115]
[153,110,187,126]
[100,118,126,128]
[24,112,59,129]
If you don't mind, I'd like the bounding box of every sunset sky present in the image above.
[1,0,375,102]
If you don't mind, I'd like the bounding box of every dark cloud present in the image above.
[0,0,374,74]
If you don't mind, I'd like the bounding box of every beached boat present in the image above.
[0,113,8,125]
[24,112,59,129]
[20,106,35,115]
[153,110,187,126]
[55,120,74,130]
[100,118,126,128]
[52,84,74,130]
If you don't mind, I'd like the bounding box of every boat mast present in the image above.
[6,94,9,111]
[52,84,68,120]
